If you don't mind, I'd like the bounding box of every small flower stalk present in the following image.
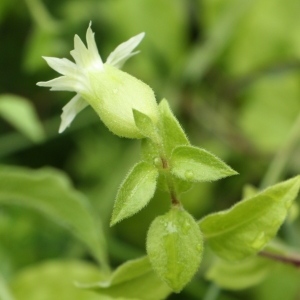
[37,23,158,138]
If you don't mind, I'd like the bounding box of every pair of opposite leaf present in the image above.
[110,99,238,227]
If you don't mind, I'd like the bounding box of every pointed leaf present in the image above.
[147,207,203,292]
[199,176,300,261]
[170,145,238,182]
[158,99,189,158]
[0,94,45,142]
[78,257,172,300]
[133,109,159,142]
[0,165,108,271]
[206,256,273,290]
[110,162,158,226]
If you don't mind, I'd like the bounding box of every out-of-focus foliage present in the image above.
[1,0,300,299]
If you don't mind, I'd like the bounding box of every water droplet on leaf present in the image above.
[113,88,118,94]
[185,170,194,181]
[182,220,191,234]
[166,221,177,234]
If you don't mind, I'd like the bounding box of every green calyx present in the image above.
[85,64,159,139]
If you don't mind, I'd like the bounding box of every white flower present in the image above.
[37,23,158,138]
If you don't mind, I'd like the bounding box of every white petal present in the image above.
[86,23,103,69]
[71,35,89,69]
[106,32,145,68]
[70,24,103,71]
[37,76,83,92]
[59,94,89,133]
[42,57,79,76]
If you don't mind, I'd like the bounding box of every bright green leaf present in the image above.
[110,162,158,226]
[10,260,111,300]
[170,145,238,182]
[206,256,273,290]
[79,256,171,300]
[0,94,45,142]
[158,99,189,158]
[0,165,109,272]
[133,109,159,142]
[199,176,300,261]
[147,207,203,292]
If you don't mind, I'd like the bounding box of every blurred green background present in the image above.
[1,0,300,299]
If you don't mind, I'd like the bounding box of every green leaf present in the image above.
[199,176,300,261]
[158,99,189,158]
[170,145,238,182]
[133,109,159,142]
[0,94,45,142]
[206,256,273,290]
[110,162,158,226]
[79,256,171,300]
[147,207,203,292]
[10,260,111,300]
[0,165,109,272]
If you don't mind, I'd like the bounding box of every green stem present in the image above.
[260,111,300,189]
[153,125,182,206]
[203,283,220,300]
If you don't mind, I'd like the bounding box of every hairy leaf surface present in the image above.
[171,145,237,182]
[147,207,203,292]
[199,176,300,261]
[111,162,158,226]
